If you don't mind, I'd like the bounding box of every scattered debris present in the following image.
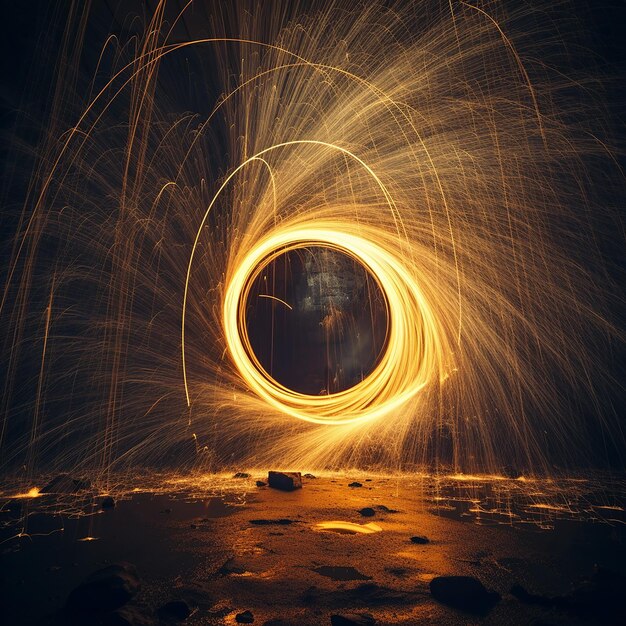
[235,610,255,623]
[429,575,500,614]
[66,562,141,612]
[268,471,302,491]
[410,535,429,544]
[358,507,375,517]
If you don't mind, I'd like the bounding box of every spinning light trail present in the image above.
[0,0,623,475]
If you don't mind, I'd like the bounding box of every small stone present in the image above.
[358,507,375,517]
[233,472,251,479]
[41,473,91,494]
[429,575,500,614]
[330,613,376,625]
[502,466,523,479]
[267,471,302,491]
[303,473,317,479]
[410,535,429,544]
[66,562,141,612]
[102,496,116,509]
[348,482,362,488]
[157,599,192,621]
[236,610,254,623]
[256,480,267,487]
[249,518,295,525]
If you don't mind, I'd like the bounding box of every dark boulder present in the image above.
[256,480,267,487]
[235,610,254,623]
[429,575,500,614]
[303,473,317,479]
[66,562,141,612]
[358,507,375,517]
[348,482,362,488]
[157,600,192,621]
[267,471,302,491]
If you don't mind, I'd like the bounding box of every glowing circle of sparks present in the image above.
[222,225,441,425]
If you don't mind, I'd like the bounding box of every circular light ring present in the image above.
[239,241,391,394]
[223,224,441,425]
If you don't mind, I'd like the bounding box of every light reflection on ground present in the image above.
[0,471,624,625]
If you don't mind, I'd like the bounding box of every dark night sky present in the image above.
[0,1,625,472]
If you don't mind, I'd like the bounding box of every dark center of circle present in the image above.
[244,246,389,395]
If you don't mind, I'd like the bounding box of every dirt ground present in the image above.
[1,472,625,625]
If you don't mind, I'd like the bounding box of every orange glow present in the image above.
[315,521,383,534]
[12,487,42,499]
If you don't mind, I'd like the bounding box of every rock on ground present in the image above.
[157,599,192,621]
[41,474,91,494]
[235,610,255,623]
[66,562,141,612]
[429,575,500,615]
[267,472,302,491]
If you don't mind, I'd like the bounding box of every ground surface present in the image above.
[1,472,625,625]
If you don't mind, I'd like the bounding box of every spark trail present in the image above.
[0,0,623,476]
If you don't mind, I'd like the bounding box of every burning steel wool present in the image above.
[0,0,623,476]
